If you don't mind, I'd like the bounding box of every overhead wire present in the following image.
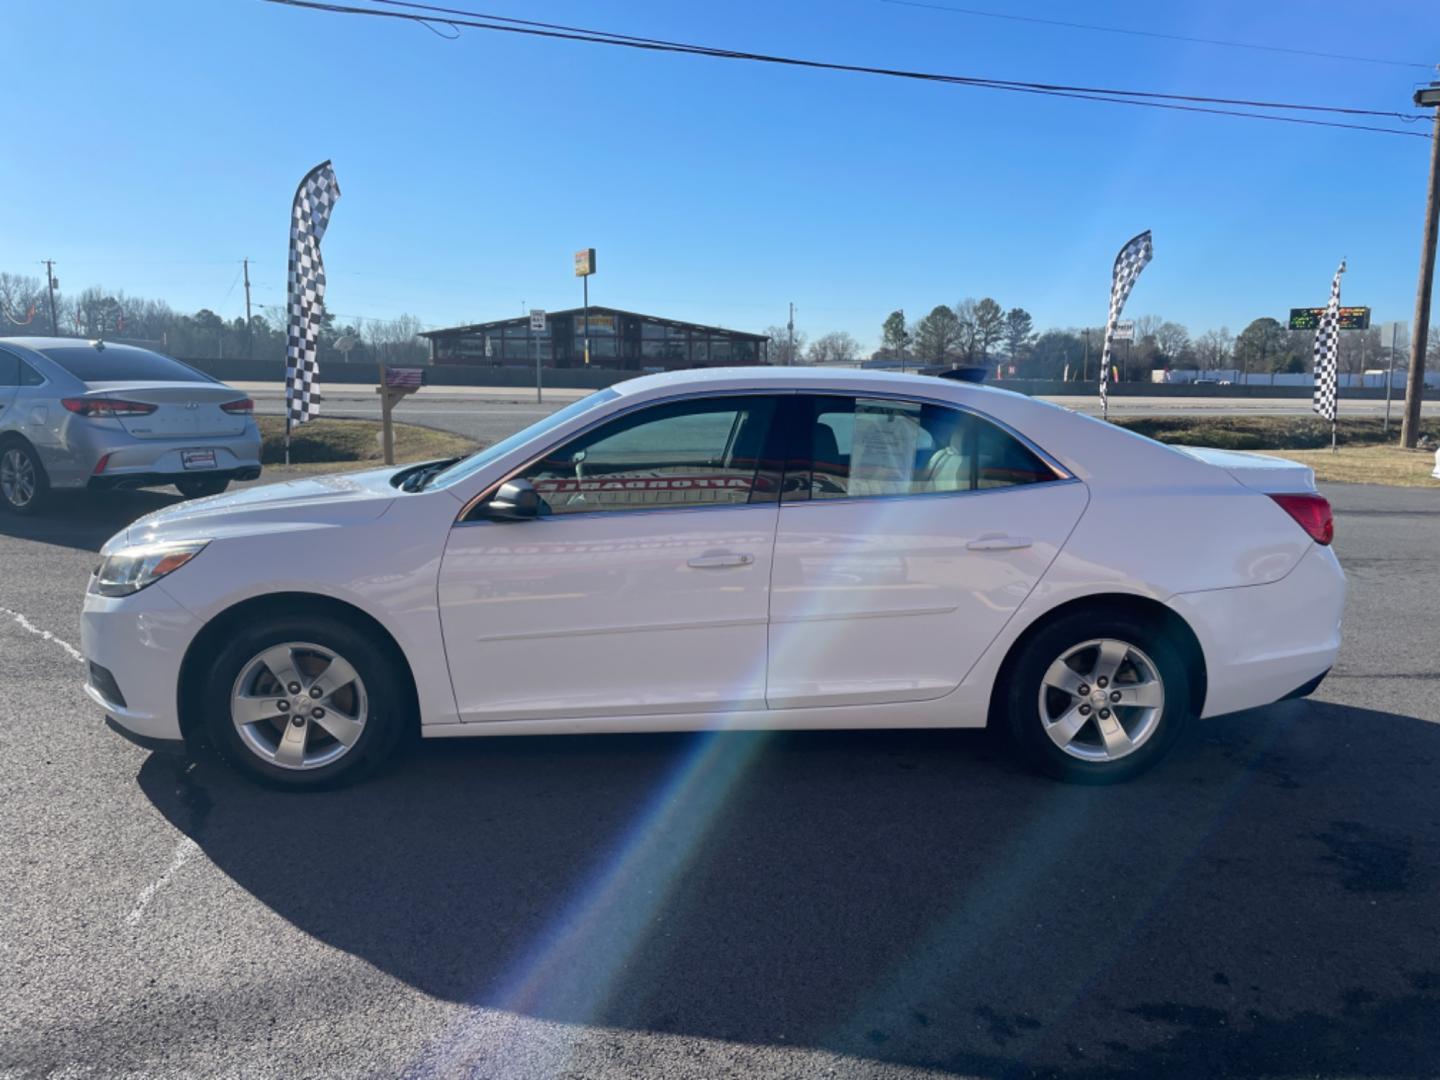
[262,0,1432,139]
[878,0,1434,72]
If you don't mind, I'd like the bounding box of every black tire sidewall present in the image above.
[201,614,405,789]
[1005,611,1192,784]
[0,440,49,516]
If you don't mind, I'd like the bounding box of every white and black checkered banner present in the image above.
[285,161,341,426]
[1312,259,1346,423]
[1100,230,1153,410]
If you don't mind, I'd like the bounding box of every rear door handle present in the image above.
[687,552,755,569]
[966,535,1032,552]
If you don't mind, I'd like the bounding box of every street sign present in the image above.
[529,308,546,332]
[574,248,596,277]
[1112,321,1134,341]
[1288,306,1371,331]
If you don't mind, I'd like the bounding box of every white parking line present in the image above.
[1,606,83,663]
[125,836,200,926]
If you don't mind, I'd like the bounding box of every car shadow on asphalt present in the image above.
[137,700,1440,1077]
[0,490,181,551]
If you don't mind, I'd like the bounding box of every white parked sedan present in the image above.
[82,368,1345,788]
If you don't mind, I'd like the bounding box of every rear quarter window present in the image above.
[39,345,214,384]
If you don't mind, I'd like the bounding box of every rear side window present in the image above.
[521,395,781,514]
[784,395,1058,501]
[38,345,213,384]
[18,360,43,386]
[0,350,17,387]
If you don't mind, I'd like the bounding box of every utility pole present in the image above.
[787,302,795,366]
[43,260,58,336]
[242,258,253,357]
[1401,82,1440,449]
[898,307,905,373]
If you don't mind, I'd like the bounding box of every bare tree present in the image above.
[806,331,861,365]
[763,325,807,366]
[1194,327,1233,372]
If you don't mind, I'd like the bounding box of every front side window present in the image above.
[785,395,1057,502]
[521,395,780,515]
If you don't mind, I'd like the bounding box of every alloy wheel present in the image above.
[0,448,37,509]
[230,642,369,770]
[1037,638,1165,762]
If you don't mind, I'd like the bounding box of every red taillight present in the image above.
[61,397,158,418]
[92,454,111,475]
[1270,492,1334,546]
[220,397,254,415]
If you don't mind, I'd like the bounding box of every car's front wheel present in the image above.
[1003,611,1192,784]
[176,476,230,499]
[0,441,48,515]
[201,615,409,789]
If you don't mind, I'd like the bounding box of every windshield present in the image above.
[426,389,621,491]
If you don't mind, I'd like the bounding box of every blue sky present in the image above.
[2,0,1435,349]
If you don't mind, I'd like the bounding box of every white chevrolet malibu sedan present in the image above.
[82,368,1344,788]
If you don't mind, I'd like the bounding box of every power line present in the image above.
[879,0,1433,72]
[367,0,1427,119]
[264,0,1430,138]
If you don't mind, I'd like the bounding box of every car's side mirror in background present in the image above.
[480,478,540,521]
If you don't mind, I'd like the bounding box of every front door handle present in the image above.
[687,552,755,569]
[966,535,1033,552]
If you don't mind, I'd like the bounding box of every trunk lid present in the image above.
[80,382,250,439]
[1174,446,1317,494]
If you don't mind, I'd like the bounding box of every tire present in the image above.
[176,476,230,499]
[200,614,410,790]
[0,439,49,516]
[1002,610,1192,784]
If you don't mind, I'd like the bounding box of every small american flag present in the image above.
[385,367,425,389]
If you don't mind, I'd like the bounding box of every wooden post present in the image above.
[378,365,396,466]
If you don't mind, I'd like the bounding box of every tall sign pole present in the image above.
[574,248,596,366]
[1401,84,1440,449]
[530,308,546,403]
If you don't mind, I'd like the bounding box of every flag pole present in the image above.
[285,410,292,466]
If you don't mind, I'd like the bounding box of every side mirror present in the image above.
[480,478,540,521]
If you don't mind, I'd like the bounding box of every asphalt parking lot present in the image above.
[1,479,1438,1078]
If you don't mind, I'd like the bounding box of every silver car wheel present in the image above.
[1037,637,1165,763]
[230,641,369,770]
[0,448,37,509]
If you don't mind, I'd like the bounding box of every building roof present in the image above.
[420,306,770,342]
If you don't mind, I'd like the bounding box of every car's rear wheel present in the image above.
[0,441,48,515]
[176,476,229,499]
[1003,611,1192,784]
[201,615,408,789]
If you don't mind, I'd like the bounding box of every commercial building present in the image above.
[420,307,770,371]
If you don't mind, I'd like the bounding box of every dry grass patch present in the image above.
[1255,446,1439,488]
[256,417,476,465]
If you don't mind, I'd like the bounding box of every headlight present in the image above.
[91,540,210,597]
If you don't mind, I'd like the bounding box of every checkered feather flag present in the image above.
[1099,230,1153,417]
[285,161,340,428]
[1312,260,1346,424]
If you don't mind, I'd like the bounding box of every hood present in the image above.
[124,467,403,546]
[1173,446,1317,495]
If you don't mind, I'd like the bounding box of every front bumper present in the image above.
[80,582,199,742]
[1169,543,1346,719]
